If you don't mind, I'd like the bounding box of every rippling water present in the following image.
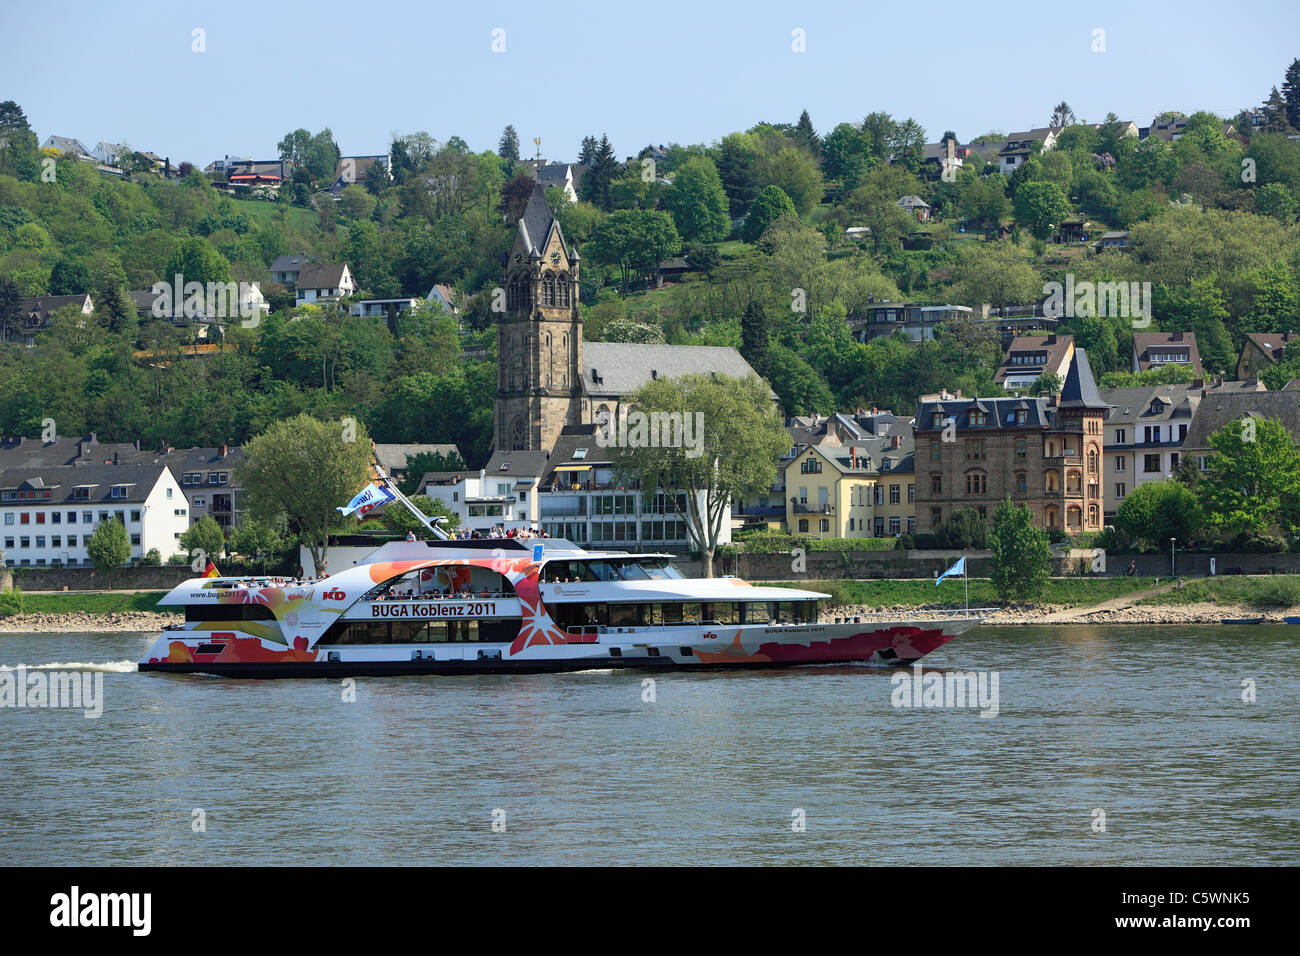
[1,626,1297,865]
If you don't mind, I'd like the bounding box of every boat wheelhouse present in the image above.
[139,537,982,677]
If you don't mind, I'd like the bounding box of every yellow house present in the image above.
[783,441,915,540]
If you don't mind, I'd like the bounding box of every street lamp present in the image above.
[1170,537,1176,577]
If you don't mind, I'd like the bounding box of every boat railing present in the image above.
[827,607,993,623]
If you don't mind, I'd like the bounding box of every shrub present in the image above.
[1254,578,1300,607]
[142,548,162,566]
[894,533,915,551]
[938,507,987,549]
[0,587,23,617]
[1242,533,1287,554]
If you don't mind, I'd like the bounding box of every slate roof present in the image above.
[994,334,1075,384]
[373,443,462,473]
[0,463,171,506]
[19,294,93,322]
[483,448,550,480]
[581,342,764,398]
[270,254,310,275]
[1183,392,1300,451]
[542,424,613,485]
[1097,385,1199,427]
[295,262,349,290]
[0,434,141,471]
[1057,349,1110,410]
[1133,332,1203,376]
[1242,332,1298,363]
[915,396,1053,431]
[517,183,573,260]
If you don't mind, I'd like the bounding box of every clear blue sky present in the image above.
[2,0,1297,165]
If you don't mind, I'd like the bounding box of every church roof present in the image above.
[518,183,573,260]
[581,342,765,398]
[1057,348,1110,410]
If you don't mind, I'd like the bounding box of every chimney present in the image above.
[1172,330,1183,342]
[1046,334,1057,345]
[219,443,228,458]
[112,452,119,465]
[850,446,857,468]
[891,435,901,449]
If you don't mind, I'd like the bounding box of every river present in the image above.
[1,625,1297,866]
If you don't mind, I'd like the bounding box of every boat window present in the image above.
[613,561,649,580]
[320,617,523,645]
[185,603,277,622]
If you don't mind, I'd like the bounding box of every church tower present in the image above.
[494,184,583,452]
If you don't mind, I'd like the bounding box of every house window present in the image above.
[930,508,942,527]
[1015,472,1027,494]
[130,510,140,522]
[51,512,61,524]
[798,519,809,533]
[965,440,984,460]
[1115,428,1127,444]
[930,444,942,461]
[20,513,29,525]
[800,457,822,474]
[2,514,11,525]
[35,536,45,548]
[873,486,884,506]
[967,410,986,426]
[1115,457,1126,473]
[1116,483,1126,499]
[35,512,45,524]
[1014,409,1027,424]
[965,472,987,495]
[1198,456,1210,471]
[51,535,61,547]
[1143,454,1161,473]
[166,488,173,499]
[931,474,942,494]
[890,484,900,504]
[820,519,830,533]
[907,485,914,504]
[889,517,901,535]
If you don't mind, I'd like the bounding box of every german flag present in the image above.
[202,560,220,578]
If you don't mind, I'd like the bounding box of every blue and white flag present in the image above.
[338,482,395,518]
[936,556,966,585]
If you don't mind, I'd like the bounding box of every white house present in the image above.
[40,135,90,158]
[426,283,459,316]
[90,141,128,166]
[294,263,355,305]
[0,464,188,567]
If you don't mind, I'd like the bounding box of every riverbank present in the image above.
[823,602,1296,626]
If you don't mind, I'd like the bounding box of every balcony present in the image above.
[1043,455,1082,467]
[790,498,834,515]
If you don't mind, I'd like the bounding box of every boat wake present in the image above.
[0,660,139,673]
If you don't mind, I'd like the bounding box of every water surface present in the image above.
[1,626,1296,865]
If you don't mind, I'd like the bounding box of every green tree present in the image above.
[742,185,797,243]
[1198,417,1300,537]
[740,300,770,374]
[398,450,467,495]
[757,145,823,216]
[1029,371,1063,397]
[586,209,681,289]
[1013,180,1072,240]
[237,414,374,576]
[988,497,1051,602]
[498,125,521,161]
[949,242,1041,313]
[227,516,286,569]
[164,236,233,288]
[614,373,790,576]
[846,164,920,253]
[820,123,870,190]
[379,494,459,537]
[179,515,227,564]
[1112,481,1204,549]
[86,518,131,572]
[939,507,987,549]
[664,156,730,242]
[578,134,618,211]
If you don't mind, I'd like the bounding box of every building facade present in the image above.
[914,350,1109,536]
[0,464,188,567]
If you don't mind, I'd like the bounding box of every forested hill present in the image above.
[2,69,1300,466]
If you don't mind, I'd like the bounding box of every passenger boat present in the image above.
[137,537,984,678]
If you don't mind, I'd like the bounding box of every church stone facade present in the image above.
[495,185,584,453]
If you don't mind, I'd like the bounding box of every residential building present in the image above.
[326,154,391,194]
[294,263,355,305]
[1183,392,1300,473]
[373,443,463,483]
[426,283,459,317]
[203,155,252,176]
[40,135,90,158]
[15,294,94,346]
[350,297,420,323]
[0,464,188,567]
[421,447,542,536]
[914,349,1109,536]
[1132,331,1203,377]
[998,127,1063,175]
[784,431,915,540]
[522,161,587,203]
[90,141,128,166]
[994,334,1076,391]
[1097,385,1199,520]
[225,159,293,186]
[1235,332,1298,380]
[897,195,933,222]
[1097,230,1132,251]
[166,446,243,528]
[850,302,975,342]
[270,254,311,286]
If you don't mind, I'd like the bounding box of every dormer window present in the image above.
[573,448,588,460]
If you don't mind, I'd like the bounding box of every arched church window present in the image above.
[512,418,527,451]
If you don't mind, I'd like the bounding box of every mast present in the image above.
[372,457,450,540]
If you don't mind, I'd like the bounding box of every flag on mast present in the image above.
[936,556,966,585]
[338,482,396,519]
[202,560,220,578]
